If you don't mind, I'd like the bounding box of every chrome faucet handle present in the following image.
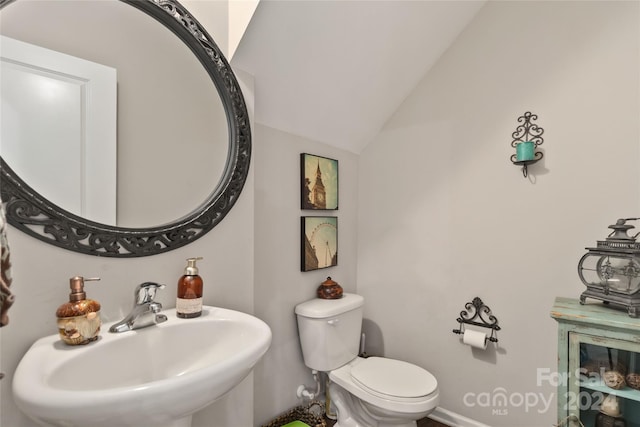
[135,282,166,305]
[150,301,163,313]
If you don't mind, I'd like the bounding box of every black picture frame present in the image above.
[301,216,338,272]
[301,153,338,210]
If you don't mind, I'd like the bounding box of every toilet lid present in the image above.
[351,357,437,399]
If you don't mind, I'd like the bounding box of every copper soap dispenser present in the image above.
[317,276,343,299]
[55,276,101,345]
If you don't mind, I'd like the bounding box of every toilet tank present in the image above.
[295,293,364,372]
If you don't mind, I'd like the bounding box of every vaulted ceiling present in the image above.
[232,0,486,153]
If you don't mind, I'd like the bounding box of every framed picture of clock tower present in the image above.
[301,153,338,210]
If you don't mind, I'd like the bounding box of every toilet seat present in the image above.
[329,357,439,415]
[351,357,437,400]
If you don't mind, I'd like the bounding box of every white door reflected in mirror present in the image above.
[1,35,117,224]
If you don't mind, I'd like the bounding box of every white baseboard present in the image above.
[428,407,491,427]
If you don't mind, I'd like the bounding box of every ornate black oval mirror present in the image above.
[0,0,251,257]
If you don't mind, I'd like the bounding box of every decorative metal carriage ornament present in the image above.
[578,218,640,317]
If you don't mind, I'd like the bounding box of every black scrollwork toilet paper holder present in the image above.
[452,297,500,343]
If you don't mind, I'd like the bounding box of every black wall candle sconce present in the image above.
[510,111,544,177]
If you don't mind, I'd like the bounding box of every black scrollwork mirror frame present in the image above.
[0,0,251,257]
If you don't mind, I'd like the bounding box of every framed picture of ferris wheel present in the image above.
[301,153,338,210]
[301,216,338,272]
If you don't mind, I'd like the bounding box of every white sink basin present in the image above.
[13,306,271,427]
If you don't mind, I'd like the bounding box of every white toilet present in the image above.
[295,293,439,427]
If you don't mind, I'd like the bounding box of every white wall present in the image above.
[253,124,359,425]
[228,0,260,60]
[357,1,639,426]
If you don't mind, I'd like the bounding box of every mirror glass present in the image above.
[0,0,251,257]
[0,0,228,228]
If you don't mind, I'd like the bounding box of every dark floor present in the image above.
[324,416,449,426]
[417,419,449,427]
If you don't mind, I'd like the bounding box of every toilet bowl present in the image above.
[329,357,439,427]
[295,294,440,427]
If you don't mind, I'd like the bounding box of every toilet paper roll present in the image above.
[462,329,488,350]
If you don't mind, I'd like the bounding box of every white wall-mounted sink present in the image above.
[13,306,272,427]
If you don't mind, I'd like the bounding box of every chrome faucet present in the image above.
[109,282,168,333]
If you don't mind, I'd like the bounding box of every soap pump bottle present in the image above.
[56,276,102,345]
[177,257,204,318]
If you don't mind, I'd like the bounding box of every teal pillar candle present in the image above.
[516,141,535,161]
